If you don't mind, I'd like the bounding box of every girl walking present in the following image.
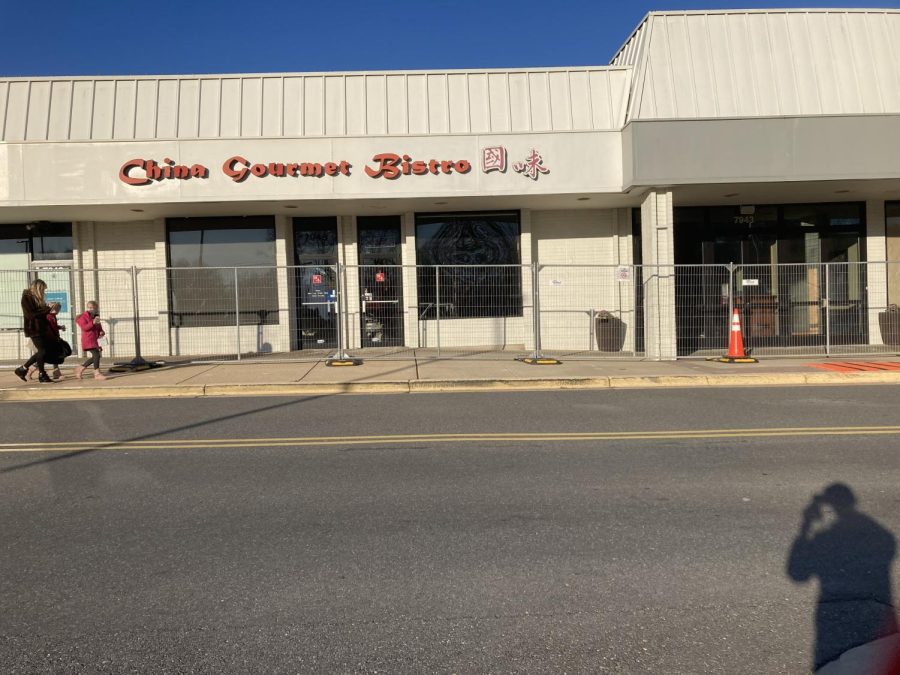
[14,279,53,383]
[75,301,107,381]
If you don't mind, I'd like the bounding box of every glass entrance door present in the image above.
[293,217,338,350]
[357,216,404,348]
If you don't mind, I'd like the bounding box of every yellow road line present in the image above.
[0,426,899,453]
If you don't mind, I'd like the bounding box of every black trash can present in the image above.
[595,311,626,352]
[878,306,900,346]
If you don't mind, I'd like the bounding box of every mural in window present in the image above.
[415,212,522,319]
[166,217,278,328]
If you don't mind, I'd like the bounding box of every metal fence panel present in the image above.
[3,262,900,365]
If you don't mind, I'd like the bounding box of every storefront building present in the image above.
[3,8,900,361]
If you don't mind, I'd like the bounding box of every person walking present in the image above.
[14,279,53,384]
[74,301,107,381]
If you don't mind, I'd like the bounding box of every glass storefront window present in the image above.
[0,223,72,261]
[166,216,278,328]
[415,211,522,319]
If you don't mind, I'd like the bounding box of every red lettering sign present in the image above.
[375,272,385,283]
[364,153,472,179]
[311,274,322,285]
[119,158,209,186]
[119,154,472,185]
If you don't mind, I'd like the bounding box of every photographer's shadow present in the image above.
[787,483,898,671]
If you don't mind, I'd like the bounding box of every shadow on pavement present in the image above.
[0,393,334,475]
[787,483,899,671]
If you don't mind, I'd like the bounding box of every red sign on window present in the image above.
[311,274,322,285]
[375,272,386,283]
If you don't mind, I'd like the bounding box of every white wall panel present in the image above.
[155,80,178,138]
[548,71,572,130]
[366,75,387,135]
[112,80,136,140]
[262,77,283,136]
[5,82,29,141]
[177,79,200,138]
[345,75,365,135]
[91,80,116,140]
[303,77,324,136]
[488,73,509,132]
[25,81,51,140]
[324,75,345,136]
[0,82,8,141]
[240,77,262,137]
[47,80,72,141]
[467,74,489,133]
[198,79,221,137]
[569,71,592,129]
[767,13,800,115]
[427,74,448,134]
[407,75,428,134]
[448,73,469,133]
[283,77,303,136]
[69,80,94,140]
[219,79,241,137]
[134,80,157,138]
[386,74,407,134]
[528,72,550,131]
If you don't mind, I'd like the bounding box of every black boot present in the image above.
[38,372,55,384]
[14,366,28,382]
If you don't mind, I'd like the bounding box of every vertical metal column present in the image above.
[825,263,831,356]
[234,267,241,361]
[435,266,441,357]
[727,262,735,331]
[129,266,147,367]
[531,261,543,358]
[334,262,347,359]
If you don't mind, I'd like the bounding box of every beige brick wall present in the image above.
[72,219,291,360]
[531,209,634,352]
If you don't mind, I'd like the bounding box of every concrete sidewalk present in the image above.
[3,354,900,401]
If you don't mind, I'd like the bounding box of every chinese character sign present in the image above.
[481,146,507,173]
[513,148,549,181]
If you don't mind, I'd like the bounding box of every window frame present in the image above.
[165,216,279,329]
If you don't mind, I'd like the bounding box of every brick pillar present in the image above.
[866,200,889,346]
[640,190,676,360]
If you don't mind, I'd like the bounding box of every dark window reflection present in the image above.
[166,217,278,328]
[0,223,72,260]
[416,211,522,319]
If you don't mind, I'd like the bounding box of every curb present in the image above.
[2,371,900,402]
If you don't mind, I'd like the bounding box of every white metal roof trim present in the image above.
[0,67,632,142]
[629,9,900,120]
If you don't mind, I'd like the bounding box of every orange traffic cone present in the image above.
[714,308,758,363]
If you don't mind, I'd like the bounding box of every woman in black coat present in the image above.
[14,279,53,383]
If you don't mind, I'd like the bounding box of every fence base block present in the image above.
[325,357,363,367]
[517,357,563,366]
[709,356,759,364]
[108,358,165,373]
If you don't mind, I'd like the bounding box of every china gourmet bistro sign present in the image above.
[117,148,549,186]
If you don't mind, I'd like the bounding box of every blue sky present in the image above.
[3,0,896,76]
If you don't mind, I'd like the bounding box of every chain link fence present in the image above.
[2,262,899,364]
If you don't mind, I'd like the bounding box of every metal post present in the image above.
[532,261,542,358]
[234,267,241,361]
[325,262,361,366]
[825,263,831,356]
[335,262,346,358]
[727,262,735,334]
[129,266,147,366]
[435,266,441,358]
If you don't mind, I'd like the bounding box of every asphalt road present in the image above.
[1,386,899,674]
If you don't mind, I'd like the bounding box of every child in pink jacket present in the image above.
[75,301,107,380]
